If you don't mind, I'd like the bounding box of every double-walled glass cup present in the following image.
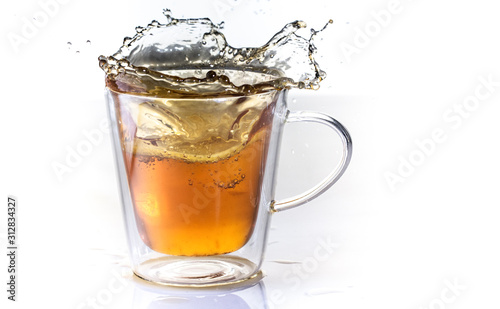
[106,87,352,287]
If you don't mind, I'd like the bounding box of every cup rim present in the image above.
[105,86,284,100]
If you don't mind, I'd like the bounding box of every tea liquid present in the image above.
[113,87,277,256]
[126,130,270,256]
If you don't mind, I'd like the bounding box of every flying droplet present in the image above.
[86,40,91,45]
[163,9,173,23]
[123,37,133,45]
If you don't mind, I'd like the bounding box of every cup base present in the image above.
[134,255,262,287]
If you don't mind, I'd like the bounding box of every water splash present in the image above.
[99,10,332,97]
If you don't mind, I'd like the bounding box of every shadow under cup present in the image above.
[107,87,286,286]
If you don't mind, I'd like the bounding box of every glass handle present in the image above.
[272,111,353,212]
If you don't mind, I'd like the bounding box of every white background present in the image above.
[1,0,500,308]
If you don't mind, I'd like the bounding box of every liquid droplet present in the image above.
[162,9,173,23]
[86,40,91,45]
[271,260,302,264]
[123,37,133,45]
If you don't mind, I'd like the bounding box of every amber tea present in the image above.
[110,83,278,256]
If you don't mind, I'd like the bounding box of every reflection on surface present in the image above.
[132,275,268,309]
[148,293,251,309]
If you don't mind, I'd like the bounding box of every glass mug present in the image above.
[105,86,352,286]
